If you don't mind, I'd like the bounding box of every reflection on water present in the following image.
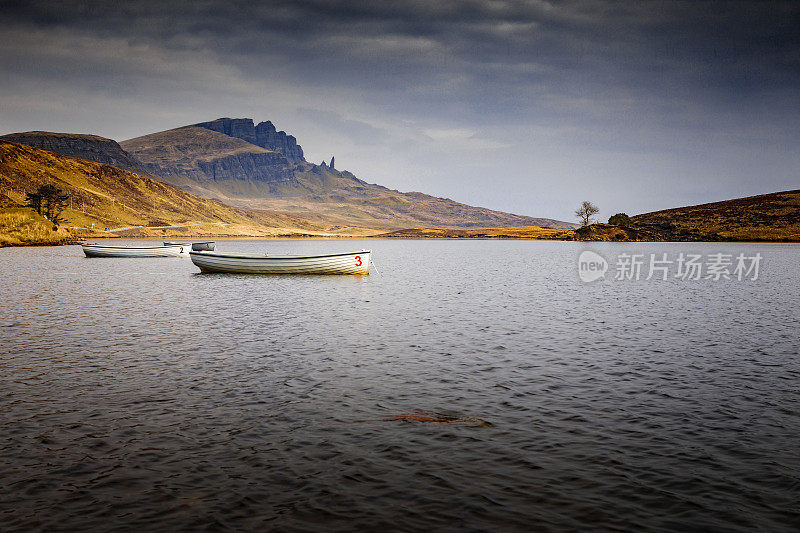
[1,239,799,531]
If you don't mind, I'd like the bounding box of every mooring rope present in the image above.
[370,259,382,277]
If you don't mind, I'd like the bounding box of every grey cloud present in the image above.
[294,108,390,146]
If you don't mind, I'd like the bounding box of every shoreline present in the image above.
[4,234,800,248]
[3,216,799,248]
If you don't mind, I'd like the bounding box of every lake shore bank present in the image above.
[4,223,800,247]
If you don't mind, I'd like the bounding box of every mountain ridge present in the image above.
[121,118,575,229]
[120,126,298,197]
[0,140,357,239]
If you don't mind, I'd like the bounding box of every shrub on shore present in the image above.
[608,213,631,226]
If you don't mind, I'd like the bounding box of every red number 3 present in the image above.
[355,255,362,266]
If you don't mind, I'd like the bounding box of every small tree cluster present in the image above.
[26,184,70,225]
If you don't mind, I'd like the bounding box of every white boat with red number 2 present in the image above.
[189,249,371,275]
[82,243,190,258]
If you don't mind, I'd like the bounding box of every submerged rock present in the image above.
[362,411,493,427]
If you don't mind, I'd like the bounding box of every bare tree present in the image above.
[575,201,599,226]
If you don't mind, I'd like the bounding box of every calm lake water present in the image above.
[1,239,798,531]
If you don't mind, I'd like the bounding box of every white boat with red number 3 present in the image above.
[189,249,371,275]
[189,250,372,274]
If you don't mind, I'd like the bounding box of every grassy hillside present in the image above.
[0,207,76,247]
[122,122,575,230]
[631,189,800,241]
[0,140,374,245]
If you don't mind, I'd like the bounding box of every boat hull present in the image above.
[82,244,188,258]
[189,250,371,275]
[191,242,215,251]
[164,241,215,251]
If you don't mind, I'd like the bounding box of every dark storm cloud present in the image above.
[5,1,798,113]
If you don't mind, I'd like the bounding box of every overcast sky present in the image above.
[1,1,798,221]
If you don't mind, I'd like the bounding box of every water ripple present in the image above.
[0,240,798,531]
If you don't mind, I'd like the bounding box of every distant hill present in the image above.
[0,140,350,241]
[631,189,800,241]
[0,131,150,175]
[121,117,575,230]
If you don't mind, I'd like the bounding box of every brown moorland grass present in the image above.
[0,207,75,247]
[378,226,576,240]
[631,189,800,241]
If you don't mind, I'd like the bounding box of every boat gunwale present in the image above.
[189,250,370,260]
[82,244,187,250]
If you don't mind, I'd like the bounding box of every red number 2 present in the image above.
[355,255,362,266]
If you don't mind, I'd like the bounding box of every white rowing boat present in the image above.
[82,243,189,258]
[189,249,371,274]
[165,241,215,251]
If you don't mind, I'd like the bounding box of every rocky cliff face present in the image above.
[194,118,304,162]
[0,132,149,175]
[197,151,297,190]
[254,121,304,162]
